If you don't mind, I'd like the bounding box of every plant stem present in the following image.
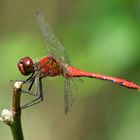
[11,81,24,140]
[0,81,24,140]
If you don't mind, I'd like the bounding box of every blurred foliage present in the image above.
[0,0,140,140]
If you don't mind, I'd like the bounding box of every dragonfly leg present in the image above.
[10,72,35,84]
[20,76,36,96]
[21,78,43,109]
[27,77,36,92]
[10,75,36,97]
[23,72,35,83]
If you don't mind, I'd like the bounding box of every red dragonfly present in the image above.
[17,12,140,114]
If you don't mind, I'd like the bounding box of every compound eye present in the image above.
[17,57,34,76]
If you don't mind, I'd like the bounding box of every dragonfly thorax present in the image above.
[37,56,64,78]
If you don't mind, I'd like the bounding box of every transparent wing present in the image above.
[35,12,75,114]
[64,78,77,114]
[35,12,70,65]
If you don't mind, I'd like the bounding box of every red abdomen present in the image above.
[64,66,140,91]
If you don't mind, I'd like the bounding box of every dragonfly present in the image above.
[17,12,140,114]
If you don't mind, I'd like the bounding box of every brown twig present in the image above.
[0,81,24,140]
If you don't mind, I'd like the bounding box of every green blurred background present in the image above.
[0,0,140,140]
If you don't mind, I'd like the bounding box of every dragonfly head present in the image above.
[17,57,34,76]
